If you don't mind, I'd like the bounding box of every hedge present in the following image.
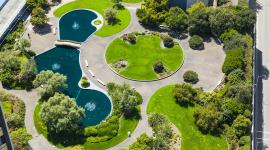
[222,48,244,75]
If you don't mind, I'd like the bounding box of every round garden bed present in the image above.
[105,33,184,81]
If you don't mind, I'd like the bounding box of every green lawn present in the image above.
[34,103,139,149]
[106,35,183,80]
[147,85,228,150]
[54,0,131,37]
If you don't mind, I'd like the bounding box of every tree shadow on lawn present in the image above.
[123,107,141,120]
[108,18,122,26]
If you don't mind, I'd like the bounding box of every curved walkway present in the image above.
[80,3,225,150]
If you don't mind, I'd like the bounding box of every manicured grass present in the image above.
[106,35,183,80]
[54,0,131,37]
[147,85,228,150]
[84,116,138,149]
[34,103,139,149]
[122,0,142,3]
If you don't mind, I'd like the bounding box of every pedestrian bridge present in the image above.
[54,40,81,49]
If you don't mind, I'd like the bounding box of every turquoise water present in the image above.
[35,10,112,126]
[59,9,98,42]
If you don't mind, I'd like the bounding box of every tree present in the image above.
[187,2,206,15]
[194,103,223,133]
[227,69,244,85]
[188,7,212,36]
[11,128,32,150]
[33,70,67,99]
[232,115,251,137]
[153,60,166,73]
[165,7,188,32]
[235,7,256,34]
[129,134,154,150]
[26,0,47,8]
[18,60,37,88]
[30,7,48,27]
[120,94,138,115]
[40,93,85,134]
[104,8,117,25]
[209,8,236,36]
[173,83,197,106]
[226,82,252,105]
[221,98,246,124]
[14,38,31,53]
[148,113,168,127]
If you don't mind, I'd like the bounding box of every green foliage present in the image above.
[217,0,230,6]
[26,0,47,8]
[183,70,199,84]
[129,134,154,150]
[136,0,169,27]
[196,91,221,106]
[165,7,188,32]
[11,128,32,150]
[222,48,244,75]
[188,7,211,36]
[40,93,85,134]
[243,35,253,80]
[122,33,136,44]
[188,35,204,50]
[6,113,24,130]
[30,7,49,27]
[194,103,223,133]
[153,60,166,74]
[162,36,174,48]
[231,115,251,137]
[148,113,168,127]
[80,76,90,88]
[209,8,236,36]
[187,2,206,15]
[235,7,256,34]
[227,69,244,85]
[104,8,117,25]
[220,29,241,43]
[173,83,197,106]
[226,82,252,105]
[33,70,67,99]
[221,98,246,124]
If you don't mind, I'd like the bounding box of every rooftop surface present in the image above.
[0,0,25,39]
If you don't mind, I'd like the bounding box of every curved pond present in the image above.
[35,10,111,126]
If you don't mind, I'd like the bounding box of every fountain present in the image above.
[72,21,80,30]
[52,63,61,70]
[85,101,96,111]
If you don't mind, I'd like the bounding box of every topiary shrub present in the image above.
[163,36,174,48]
[81,76,90,88]
[153,61,166,74]
[188,35,204,50]
[122,33,136,44]
[183,70,199,84]
[222,48,244,75]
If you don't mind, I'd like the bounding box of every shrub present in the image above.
[148,113,168,127]
[232,115,251,137]
[173,83,197,106]
[183,70,199,84]
[153,61,166,74]
[30,7,48,27]
[163,36,174,48]
[188,35,204,50]
[123,33,136,44]
[11,128,32,150]
[104,8,117,25]
[222,48,244,75]
[227,69,244,85]
[81,76,90,88]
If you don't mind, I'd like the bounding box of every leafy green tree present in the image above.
[194,103,223,133]
[26,0,47,8]
[148,113,168,127]
[227,69,244,85]
[11,128,32,150]
[235,7,256,34]
[221,98,246,124]
[188,7,212,36]
[18,60,37,88]
[220,29,241,43]
[30,7,48,27]
[120,94,138,115]
[40,93,85,134]
[165,7,188,32]
[232,115,251,137]
[129,134,154,150]
[173,83,197,106]
[14,38,31,53]
[33,70,67,99]
[209,8,236,36]
[197,91,221,106]
[104,8,117,25]
[226,82,252,105]
[187,2,206,14]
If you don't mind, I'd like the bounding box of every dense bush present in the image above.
[222,48,244,75]
[221,98,246,124]
[188,7,211,36]
[153,61,166,74]
[231,115,251,137]
[165,7,188,32]
[11,128,32,150]
[148,113,168,127]
[227,69,244,85]
[105,8,117,25]
[188,35,204,50]
[163,36,174,48]
[30,7,48,27]
[81,76,90,88]
[183,70,199,84]
[194,103,223,133]
[122,33,136,44]
[173,83,197,106]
